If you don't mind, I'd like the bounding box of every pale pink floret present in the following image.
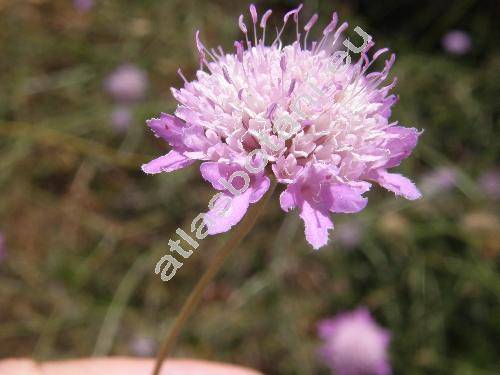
[104,64,148,103]
[318,308,391,375]
[200,161,270,234]
[142,5,421,249]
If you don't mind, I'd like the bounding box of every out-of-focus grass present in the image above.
[0,0,499,374]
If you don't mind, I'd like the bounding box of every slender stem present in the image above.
[153,179,277,375]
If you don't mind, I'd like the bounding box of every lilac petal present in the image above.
[249,175,270,203]
[200,162,226,190]
[147,114,180,138]
[201,161,268,201]
[317,320,337,340]
[200,161,246,191]
[183,125,211,151]
[299,200,333,250]
[141,150,194,174]
[384,126,420,168]
[279,186,298,212]
[146,114,188,151]
[376,170,422,200]
[329,183,369,213]
[206,189,252,234]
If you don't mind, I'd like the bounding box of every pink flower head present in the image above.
[420,167,457,196]
[318,308,391,375]
[442,30,471,55]
[74,0,93,12]
[479,169,500,201]
[129,335,156,357]
[104,64,148,103]
[335,220,363,249]
[110,106,133,132]
[142,5,421,249]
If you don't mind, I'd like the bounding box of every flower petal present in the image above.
[329,183,369,213]
[200,162,226,190]
[205,190,252,235]
[299,200,333,250]
[146,113,186,149]
[249,175,270,203]
[384,126,420,168]
[141,150,194,174]
[279,186,298,212]
[375,170,422,200]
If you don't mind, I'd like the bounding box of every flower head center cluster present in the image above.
[144,4,421,250]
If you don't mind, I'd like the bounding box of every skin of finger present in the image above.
[0,358,264,375]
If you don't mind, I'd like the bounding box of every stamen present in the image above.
[234,41,244,63]
[273,4,303,47]
[195,30,207,69]
[288,79,296,96]
[238,14,250,48]
[333,22,349,43]
[260,9,273,44]
[304,13,318,49]
[222,66,232,83]
[249,4,258,47]
[266,102,277,119]
[293,4,303,42]
[323,12,338,36]
[249,4,258,23]
[314,13,338,53]
[280,55,287,71]
[373,48,389,61]
[177,68,188,84]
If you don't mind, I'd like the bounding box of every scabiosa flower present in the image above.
[478,169,500,201]
[73,0,94,12]
[442,30,471,55]
[110,105,133,132]
[318,308,391,375]
[104,64,148,103]
[142,5,421,249]
[129,335,156,357]
[334,220,363,249]
[420,167,457,196]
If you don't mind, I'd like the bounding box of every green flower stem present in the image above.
[153,179,278,375]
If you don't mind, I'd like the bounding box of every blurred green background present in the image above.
[0,0,499,374]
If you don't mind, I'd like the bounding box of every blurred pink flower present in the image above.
[318,308,391,375]
[129,336,156,357]
[143,5,421,249]
[110,106,132,132]
[479,169,500,200]
[104,64,148,103]
[335,221,363,249]
[442,30,471,55]
[420,167,457,196]
[73,0,94,12]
